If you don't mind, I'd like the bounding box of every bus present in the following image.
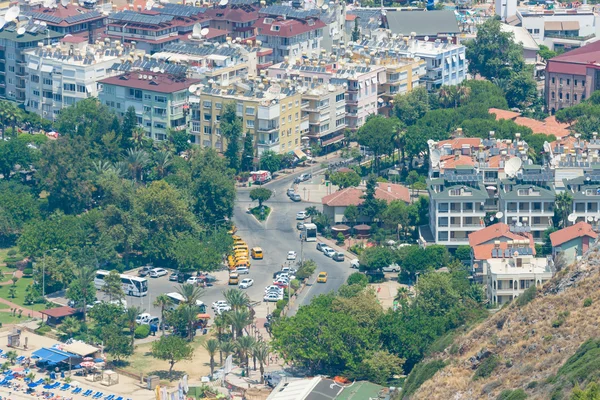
[165,292,206,313]
[303,223,317,242]
[94,270,148,297]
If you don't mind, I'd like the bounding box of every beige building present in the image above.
[189,82,303,155]
[377,57,426,116]
[301,84,346,151]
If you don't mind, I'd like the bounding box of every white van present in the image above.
[166,292,205,312]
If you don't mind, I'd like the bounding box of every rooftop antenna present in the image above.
[192,23,202,39]
[145,0,155,10]
[60,0,69,7]
[430,149,441,167]
[200,27,209,37]
[504,157,523,178]
[568,213,578,223]
[5,6,20,23]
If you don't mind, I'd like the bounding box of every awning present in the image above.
[62,342,99,357]
[452,55,457,62]
[197,313,211,319]
[371,77,376,84]
[294,148,307,159]
[365,79,370,86]
[40,65,53,73]
[562,21,580,30]
[27,62,38,71]
[32,348,77,365]
[445,58,450,64]
[544,21,562,31]
[459,54,465,60]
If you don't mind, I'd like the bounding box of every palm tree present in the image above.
[154,151,172,179]
[130,126,150,148]
[72,266,95,321]
[219,341,236,366]
[253,341,270,383]
[213,314,229,342]
[126,148,150,182]
[153,294,172,336]
[181,304,198,341]
[455,85,471,108]
[438,86,453,108]
[26,372,36,382]
[555,192,573,228]
[92,160,112,174]
[394,287,411,307]
[236,336,256,377]
[203,339,219,377]
[223,289,250,312]
[5,350,17,365]
[125,306,143,347]
[110,161,129,178]
[227,309,252,340]
[176,283,204,307]
[58,316,81,340]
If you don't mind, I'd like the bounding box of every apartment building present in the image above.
[301,83,346,150]
[563,171,600,229]
[486,251,553,305]
[256,6,325,63]
[99,72,200,141]
[515,6,600,51]
[25,37,136,120]
[204,3,259,40]
[346,36,467,91]
[544,134,600,189]
[377,57,426,116]
[550,221,597,264]
[25,4,106,41]
[188,82,303,155]
[545,41,600,113]
[498,166,556,242]
[0,21,63,104]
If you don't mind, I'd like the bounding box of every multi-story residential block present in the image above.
[544,41,600,113]
[544,134,600,189]
[384,10,460,41]
[346,36,467,91]
[188,82,303,155]
[377,57,426,116]
[255,6,325,63]
[25,37,138,120]
[550,221,597,265]
[105,5,209,53]
[25,4,106,41]
[301,83,346,150]
[563,170,600,228]
[0,21,63,104]
[498,166,556,242]
[514,6,600,51]
[204,3,259,40]
[99,72,200,141]
[486,249,553,305]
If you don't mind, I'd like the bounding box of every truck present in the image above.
[303,223,317,242]
[250,170,272,185]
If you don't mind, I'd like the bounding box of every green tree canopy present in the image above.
[151,335,194,377]
[249,187,273,208]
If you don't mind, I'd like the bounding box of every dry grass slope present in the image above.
[412,244,600,400]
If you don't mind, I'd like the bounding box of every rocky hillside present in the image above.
[410,244,600,400]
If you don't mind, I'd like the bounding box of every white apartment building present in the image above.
[301,84,347,150]
[487,252,553,305]
[25,37,137,120]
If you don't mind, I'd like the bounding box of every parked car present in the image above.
[228,273,240,285]
[186,276,202,285]
[290,193,302,202]
[236,266,250,275]
[86,300,102,310]
[332,252,345,262]
[273,271,286,279]
[287,251,297,260]
[316,242,328,252]
[212,300,228,310]
[136,313,151,324]
[287,188,295,197]
[264,292,283,302]
[296,222,305,230]
[281,266,297,274]
[240,278,254,289]
[149,268,167,278]
[317,272,328,283]
[350,259,360,269]
[323,248,336,257]
[169,272,180,281]
[382,264,401,273]
[216,304,232,314]
[144,317,160,326]
[296,211,307,220]
[138,265,152,277]
[294,173,311,184]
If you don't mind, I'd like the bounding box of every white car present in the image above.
[236,266,250,275]
[350,259,360,269]
[186,276,201,285]
[212,300,228,310]
[382,264,401,272]
[240,278,254,289]
[149,268,168,278]
[287,251,297,260]
[265,285,282,294]
[216,304,232,314]
[264,292,283,302]
[323,248,336,257]
[135,313,151,324]
[281,266,297,274]
[296,211,307,220]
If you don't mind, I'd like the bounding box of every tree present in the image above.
[555,191,573,228]
[151,335,194,377]
[176,283,203,307]
[241,133,254,172]
[68,265,96,321]
[53,98,116,146]
[125,306,143,347]
[538,44,557,61]
[5,350,17,365]
[0,181,40,245]
[126,148,150,182]
[223,289,250,312]
[393,87,431,126]
[351,18,360,41]
[221,102,243,172]
[415,272,460,316]
[343,204,360,225]
[253,341,270,383]
[219,340,236,365]
[181,304,198,341]
[203,339,219,377]
[121,106,138,148]
[154,294,173,336]
[359,246,395,271]
[57,316,83,341]
[259,150,281,173]
[455,245,472,262]
[104,270,125,301]
[329,171,361,189]
[169,129,191,154]
[504,68,537,108]
[236,335,256,377]
[347,272,368,287]
[103,326,133,361]
[359,350,405,385]
[228,309,252,340]
[8,287,16,298]
[381,200,415,240]
[356,116,399,172]
[249,187,273,208]
[361,174,385,221]
[0,137,34,181]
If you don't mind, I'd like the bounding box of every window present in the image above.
[203,101,212,109]
[192,122,200,132]
[247,120,254,128]
[63,83,76,92]
[335,93,344,102]
[319,99,329,108]
[43,78,52,85]
[567,79,570,85]
[575,80,578,86]
[204,126,212,134]
[128,88,142,99]
[551,92,555,99]
[154,107,166,116]
[53,93,61,101]
[560,78,563,84]
[144,94,151,100]
[245,107,255,116]
[155,96,167,103]
[295,112,298,120]
[566,93,570,100]
[282,104,286,112]
[551,77,555,84]
[336,117,345,127]
[31,75,39,83]
[143,105,151,113]
[8,66,13,72]
[204,114,211,121]
[236,103,243,115]
[154,122,166,129]
[575,94,578,101]
[215,103,222,109]
[288,115,292,122]
[32,90,39,97]
[77,85,86,93]
[534,28,540,34]
[559,92,563,99]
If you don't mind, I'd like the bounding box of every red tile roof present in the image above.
[30,5,105,27]
[40,306,78,319]
[469,223,535,260]
[322,183,410,207]
[489,107,520,120]
[255,16,325,38]
[436,137,481,150]
[61,35,87,44]
[99,73,201,94]
[439,154,475,170]
[489,107,570,138]
[550,221,598,247]
[547,41,600,75]
[205,4,259,23]
[204,28,228,39]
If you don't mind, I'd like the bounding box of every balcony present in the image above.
[257,125,278,134]
[545,33,595,41]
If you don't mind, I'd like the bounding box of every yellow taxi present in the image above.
[234,249,248,259]
[228,225,238,235]
[229,273,239,285]
[251,247,263,259]
[317,272,328,283]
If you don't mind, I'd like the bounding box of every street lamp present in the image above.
[41,248,58,298]
[214,217,229,232]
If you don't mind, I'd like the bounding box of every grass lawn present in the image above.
[0,313,29,325]
[0,246,23,263]
[0,277,46,311]
[250,206,271,221]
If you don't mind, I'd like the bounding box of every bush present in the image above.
[3,257,21,263]
[473,355,499,380]
[134,324,150,339]
[336,233,345,246]
[22,268,33,277]
[584,298,593,307]
[35,325,51,336]
[497,389,528,400]
[401,360,447,398]
[552,318,564,328]
[516,285,537,307]
[6,249,16,257]
[346,272,368,287]
[348,243,365,256]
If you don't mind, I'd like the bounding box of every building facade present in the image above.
[301,84,346,150]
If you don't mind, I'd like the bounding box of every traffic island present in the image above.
[249,206,271,222]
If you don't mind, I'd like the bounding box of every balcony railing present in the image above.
[545,33,595,41]
[257,138,279,146]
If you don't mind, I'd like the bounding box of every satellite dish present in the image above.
[321,4,328,10]
[145,0,155,9]
[431,149,441,167]
[424,35,429,41]
[5,6,20,23]
[189,84,198,93]
[0,17,6,30]
[16,26,26,35]
[192,23,202,38]
[543,141,551,154]
[34,20,40,25]
[218,0,228,5]
[504,157,523,178]
[568,213,578,223]
[588,216,594,222]
[40,21,47,26]
[495,211,503,219]
[200,27,209,36]
[61,0,69,7]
